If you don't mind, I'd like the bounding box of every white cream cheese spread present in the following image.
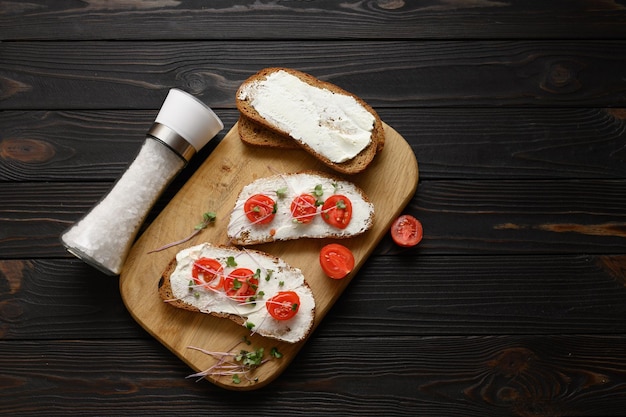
[168,243,315,344]
[238,70,375,163]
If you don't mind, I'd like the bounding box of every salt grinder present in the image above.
[61,89,224,276]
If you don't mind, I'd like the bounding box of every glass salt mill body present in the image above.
[61,89,223,276]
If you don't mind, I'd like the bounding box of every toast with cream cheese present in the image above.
[236,67,385,175]
[158,243,315,344]
[227,171,374,246]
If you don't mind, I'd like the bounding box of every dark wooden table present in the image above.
[2,2,626,416]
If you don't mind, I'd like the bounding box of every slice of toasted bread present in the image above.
[227,171,374,246]
[158,243,316,344]
[236,67,385,175]
[238,114,385,153]
[237,115,300,149]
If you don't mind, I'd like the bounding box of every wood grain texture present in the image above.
[3,178,626,259]
[2,1,626,413]
[2,336,626,416]
[2,41,626,109]
[1,0,626,41]
[3,255,626,341]
[2,107,625,182]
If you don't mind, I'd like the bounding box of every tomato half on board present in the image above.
[391,214,423,247]
[321,194,352,229]
[291,193,318,224]
[191,257,224,289]
[319,243,355,279]
[244,194,276,225]
[224,268,259,302]
[266,291,300,320]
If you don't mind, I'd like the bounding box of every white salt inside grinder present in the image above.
[61,89,223,275]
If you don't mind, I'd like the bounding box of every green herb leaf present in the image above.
[276,187,288,198]
[313,184,324,197]
[232,374,241,384]
[195,211,216,230]
[270,347,283,359]
[226,256,237,267]
[235,348,264,367]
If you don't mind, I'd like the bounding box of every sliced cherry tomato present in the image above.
[321,194,352,229]
[266,291,300,320]
[224,268,259,303]
[319,243,355,279]
[191,258,224,289]
[290,193,318,224]
[391,214,423,247]
[244,194,276,225]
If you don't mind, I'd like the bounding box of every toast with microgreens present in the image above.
[227,171,374,246]
[236,67,385,175]
[158,243,316,344]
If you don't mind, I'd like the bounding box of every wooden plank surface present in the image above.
[2,1,626,40]
[119,122,418,389]
[3,2,626,415]
[3,336,626,417]
[2,41,626,109]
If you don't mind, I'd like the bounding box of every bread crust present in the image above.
[158,244,315,343]
[237,115,300,149]
[236,67,385,175]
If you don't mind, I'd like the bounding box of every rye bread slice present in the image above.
[236,67,385,175]
[237,115,300,149]
[238,114,385,153]
[227,171,375,246]
[158,243,316,343]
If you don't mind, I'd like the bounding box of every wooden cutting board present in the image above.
[119,121,418,390]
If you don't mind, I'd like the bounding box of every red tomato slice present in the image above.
[319,243,355,279]
[191,258,224,289]
[321,194,352,229]
[244,194,276,225]
[391,214,423,247]
[224,268,258,303]
[266,291,300,320]
[290,193,318,224]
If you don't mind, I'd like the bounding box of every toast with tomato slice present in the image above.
[158,243,316,344]
[227,171,374,246]
[236,67,385,175]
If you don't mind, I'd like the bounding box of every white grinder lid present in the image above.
[155,88,224,153]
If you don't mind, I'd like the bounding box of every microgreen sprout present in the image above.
[186,343,279,386]
[271,347,283,359]
[148,211,216,253]
[276,187,288,198]
[313,184,325,205]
